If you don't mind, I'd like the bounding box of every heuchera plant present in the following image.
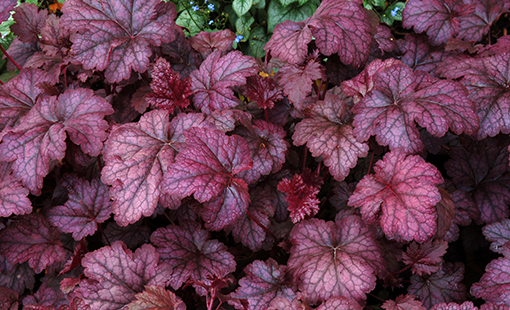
[1,0,510,309]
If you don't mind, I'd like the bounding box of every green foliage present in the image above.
[363,0,405,26]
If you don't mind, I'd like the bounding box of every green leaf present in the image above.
[254,0,266,9]
[233,0,253,17]
[236,13,255,38]
[371,0,386,8]
[267,0,318,33]
[247,26,268,58]
[176,10,206,37]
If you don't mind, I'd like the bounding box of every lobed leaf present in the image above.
[10,3,48,43]
[471,255,510,306]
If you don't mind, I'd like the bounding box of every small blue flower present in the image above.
[190,1,193,4]
[234,35,243,43]
[209,20,214,25]
[192,5,199,11]
[208,3,214,10]
[204,0,207,3]
[390,7,400,17]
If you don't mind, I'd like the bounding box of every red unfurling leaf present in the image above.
[278,168,323,224]
[146,57,192,113]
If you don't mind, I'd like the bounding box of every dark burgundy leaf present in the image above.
[438,53,510,139]
[0,88,113,195]
[293,86,369,181]
[0,287,18,310]
[23,282,64,309]
[0,161,31,217]
[161,27,202,78]
[265,0,373,67]
[408,262,467,308]
[61,0,178,83]
[226,186,275,252]
[402,0,473,45]
[278,168,323,224]
[230,259,295,310]
[58,297,90,310]
[188,29,236,58]
[382,294,426,310]
[48,177,111,240]
[471,256,510,306]
[39,15,72,58]
[445,140,510,224]
[11,3,48,43]
[349,149,443,242]
[277,59,324,109]
[205,109,252,133]
[402,240,448,276]
[287,216,383,304]
[146,57,193,113]
[457,0,510,42]
[190,50,258,113]
[375,24,397,53]
[451,189,480,225]
[0,213,67,273]
[150,220,236,290]
[235,120,289,184]
[435,188,456,239]
[162,127,252,228]
[0,262,35,295]
[244,74,283,110]
[0,68,51,132]
[102,221,151,250]
[5,38,39,71]
[351,60,478,153]
[102,110,215,226]
[483,219,510,254]
[0,0,16,23]
[73,241,172,309]
[125,286,186,310]
[58,239,87,276]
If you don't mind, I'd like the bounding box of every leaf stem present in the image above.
[367,151,375,175]
[0,44,22,71]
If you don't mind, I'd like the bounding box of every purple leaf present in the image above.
[5,38,39,71]
[10,3,48,43]
[0,262,35,295]
[316,297,363,310]
[457,0,510,42]
[351,60,478,153]
[162,127,252,228]
[61,0,178,83]
[125,286,186,310]
[226,186,275,252]
[438,53,510,139]
[348,149,444,242]
[39,15,72,58]
[244,74,283,110]
[293,86,369,181]
[0,88,113,195]
[0,287,18,310]
[265,0,373,67]
[445,140,510,224]
[146,57,193,113]
[0,0,16,23]
[23,281,64,309]
[382,295,426,310]
[230,258,296,310]
[235,120,289,184]
[408,262,467,308]
[287,215,383,304]
[471,255,510,306]
[0,213,67,273]
[430,301,478,310]
[73,241,172,309]
[402,0,473,45]
[277,59,324,109]
[402,240,448,276]
[47,177,111,241]
[0,162,31,217]
[278,168,323,224]
[190,50,258,113]
[374,24,397,53]
[150,220,236,290]
[102,221,151,250]
[483,219,510,254]
[188,29,236,58]
[102,110,215,226]
[0,68,51,132]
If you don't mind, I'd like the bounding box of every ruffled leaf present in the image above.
[277,59,324,109]
[150,220,236,290]
[471,255,510,306]
[457,0,510,42]
[244,74,283,110]
[483,219,510,254]
[402,240,448,276]
[287,216,383,304]
[61,0,178,83]
[382,295,426,310]
[188,29,236,58]
[10,3,48,43]
[0,0,16,23]
[0,162,31,217]
[190,50,258,113]
[126,286,186,310]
